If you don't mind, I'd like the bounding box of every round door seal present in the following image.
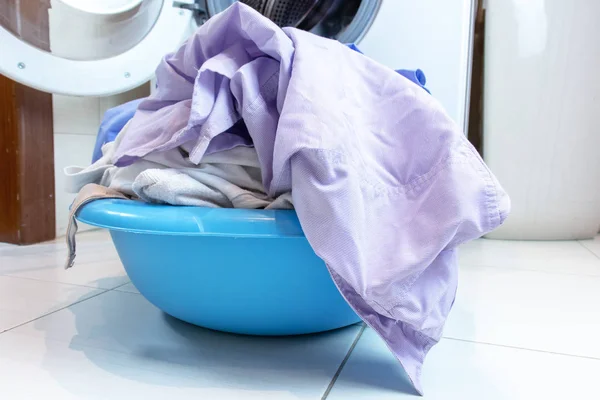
[0,3,192,96]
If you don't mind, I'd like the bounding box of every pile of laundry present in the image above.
[65,3,509,394]
[70,49,429,210]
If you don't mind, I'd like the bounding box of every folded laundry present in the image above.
[66,121,292,209]
[70,3,509,394]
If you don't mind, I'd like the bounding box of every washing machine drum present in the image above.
[214,0,379,42]
[0,0,379,96]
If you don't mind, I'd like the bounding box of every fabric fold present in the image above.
[65,129,292,210]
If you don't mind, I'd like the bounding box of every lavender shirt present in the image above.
[112,3,510,394]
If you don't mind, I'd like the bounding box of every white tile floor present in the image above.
[1,231,600,399]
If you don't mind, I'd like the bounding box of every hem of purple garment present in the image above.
[468,142,509,233]
[328,268,434,396]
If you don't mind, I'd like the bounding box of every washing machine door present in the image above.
[0,0,194,96]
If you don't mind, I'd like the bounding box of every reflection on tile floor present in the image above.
[1,230,600,399]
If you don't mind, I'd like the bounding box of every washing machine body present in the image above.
[359,0,475,132]
[0,0,474,130]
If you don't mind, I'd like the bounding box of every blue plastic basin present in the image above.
[76,199,361,335]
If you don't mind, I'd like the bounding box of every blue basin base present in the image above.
[77,200,361,335]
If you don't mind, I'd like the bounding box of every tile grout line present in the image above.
[109,281,143,295]
[0,273,105,290]
[577,240,600,261]
[443,336,600,361]
[109,281,133,291]
[321,323,366,400]
[0,289,109,335]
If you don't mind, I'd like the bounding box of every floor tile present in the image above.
[459,239,600,276]
[113,282,139,294]
[0,290,360,399]
[0,275,103,333]
[327,328,600,400]
[0,231,128,290]
[580,236,600,259]
[444,265,600,358]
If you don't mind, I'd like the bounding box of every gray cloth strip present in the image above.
[65,183,128,269]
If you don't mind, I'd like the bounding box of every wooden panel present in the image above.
[0,76,55,245]
[467,0,485,154]
[0,0,55,244]
[0,75,20,243]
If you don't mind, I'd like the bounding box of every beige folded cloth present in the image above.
[65,184,128,269]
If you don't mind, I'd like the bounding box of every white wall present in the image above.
[53,84,150,237]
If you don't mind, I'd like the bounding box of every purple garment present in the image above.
[93,99,143,163]
[113,3,509,394]
[182,119,254,157]
[95,48,424,164]
[93,101,251,165]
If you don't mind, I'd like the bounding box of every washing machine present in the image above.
[0,0,475,131]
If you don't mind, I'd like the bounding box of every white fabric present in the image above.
[64,122,293,209]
